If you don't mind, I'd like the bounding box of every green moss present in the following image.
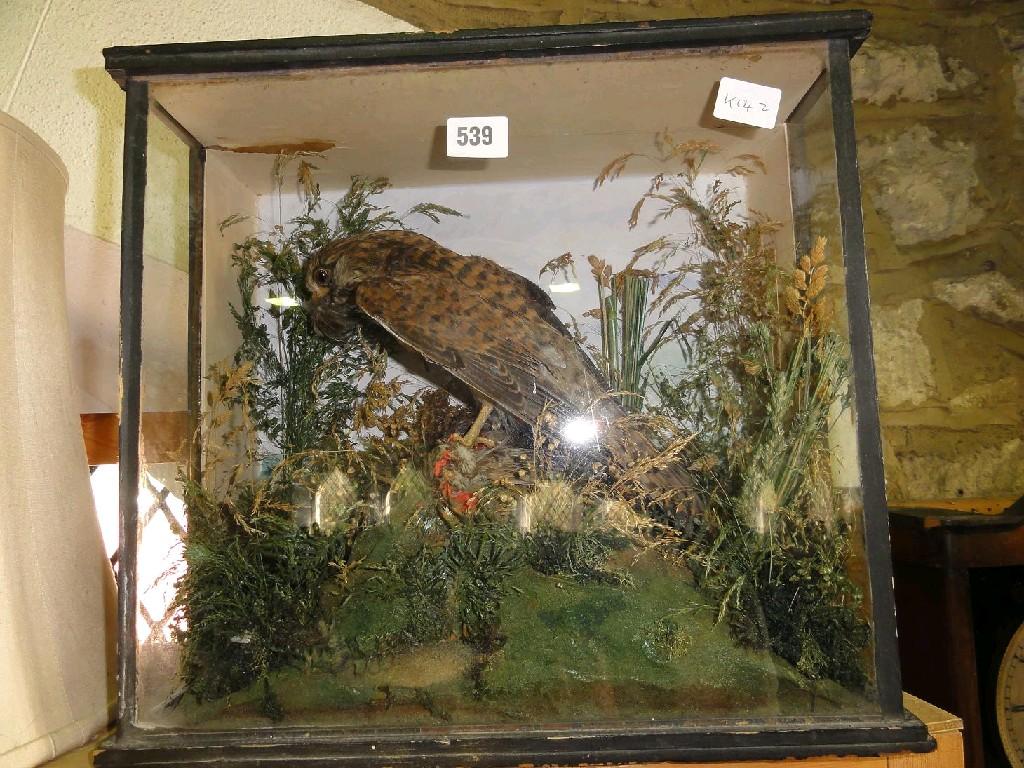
[166,546,871,729]
[328,515,526,668]
[334,539,454,663]
[481,551,773,712]
[525,526,630,585]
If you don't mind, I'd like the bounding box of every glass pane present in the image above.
[134,104,191,723]
[788,66,877,692]
[139,39,880,731]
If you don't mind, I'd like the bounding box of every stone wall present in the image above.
[847,7,1024,502]
[360,0,1024,503]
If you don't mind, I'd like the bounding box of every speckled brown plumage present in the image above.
[305,230,699,521]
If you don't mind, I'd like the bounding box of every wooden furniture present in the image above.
[889,498,1024,768]
[81,412,188,465]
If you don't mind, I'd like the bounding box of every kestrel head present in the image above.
[304,241,358,340]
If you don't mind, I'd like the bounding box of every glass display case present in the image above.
[97,12,934,766]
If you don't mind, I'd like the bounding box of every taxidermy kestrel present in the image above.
[305,230,700,523]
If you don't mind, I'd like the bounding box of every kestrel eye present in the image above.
[313,268,331,287]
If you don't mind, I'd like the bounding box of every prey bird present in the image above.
[304,230,700,524]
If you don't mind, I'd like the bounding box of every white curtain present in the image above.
[0,111,116,767]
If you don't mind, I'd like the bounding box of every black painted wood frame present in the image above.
[102,11,932,766]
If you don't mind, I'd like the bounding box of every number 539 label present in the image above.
[446,116,509,158]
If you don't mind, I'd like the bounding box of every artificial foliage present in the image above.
[173,483,350,720]
[173,163,464,717]
[593,133,869,687]
[171,141,872,725]
[227,170,460,471]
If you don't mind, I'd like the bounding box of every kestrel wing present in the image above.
[354,275,602,424]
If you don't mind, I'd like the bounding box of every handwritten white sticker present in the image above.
[713,77,782,129]
[446,116,509,158]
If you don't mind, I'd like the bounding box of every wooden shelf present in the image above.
[80,412,189,466]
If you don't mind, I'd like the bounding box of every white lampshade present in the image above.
[0,111,116,767]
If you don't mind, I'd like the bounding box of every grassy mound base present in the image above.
[151,550,870,728]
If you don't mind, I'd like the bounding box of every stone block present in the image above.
[872,299,938,409]
[859,126,982,247]
[933,271,1024,332]
[852,39,975,105]
[883,425,1024,500]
